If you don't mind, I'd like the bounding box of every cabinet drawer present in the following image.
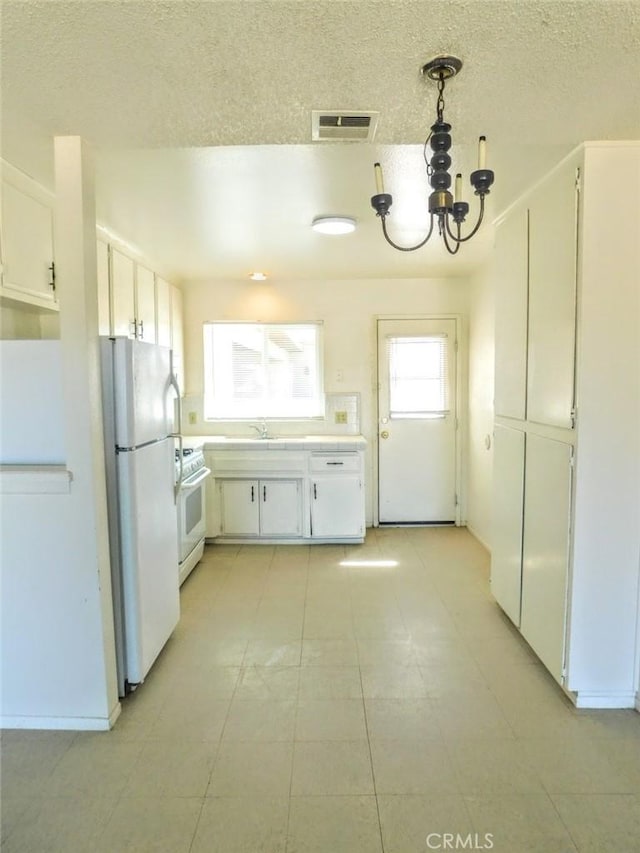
[310,452,360,472]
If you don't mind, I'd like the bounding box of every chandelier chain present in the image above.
[436,75,446,123]
[424,74,447,177]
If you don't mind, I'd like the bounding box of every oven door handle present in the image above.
[179,467,212,490]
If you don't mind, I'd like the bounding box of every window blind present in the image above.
[387,334,449,418]
[203,322,324,419]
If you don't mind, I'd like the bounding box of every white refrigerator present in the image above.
[101,337,180,696]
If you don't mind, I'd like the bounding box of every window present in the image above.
[387,334,449,418]
[203,322,324,419]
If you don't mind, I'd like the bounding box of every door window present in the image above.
[387,335,449,418]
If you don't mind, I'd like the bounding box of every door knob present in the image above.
[380,430,389,439]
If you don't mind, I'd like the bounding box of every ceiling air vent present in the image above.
[312,110,379,142]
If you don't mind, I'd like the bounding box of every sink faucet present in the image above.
[250,419,269,439]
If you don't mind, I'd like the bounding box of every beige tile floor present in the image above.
[2,527,639,852]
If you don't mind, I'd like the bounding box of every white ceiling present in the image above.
[2,0,639,282]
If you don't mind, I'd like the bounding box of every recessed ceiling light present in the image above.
[311,216,357,235]
[249,271,268,281]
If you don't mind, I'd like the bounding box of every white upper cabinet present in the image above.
[494,207,528,420]
[1,164,56,310]
[527,162,578,429]
[109,249,160,343]
[110,247,136,337]
[96,239,111,335]
[155,276,172,348]
[134,264,156,343]
[170,285,184,392]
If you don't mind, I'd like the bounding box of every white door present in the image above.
[156,276,172,347]
[135,264,157,343]
[220,480,260,536]
[491,425,526,626]
[520,434,573,684]
[260,480,301,536]
[111,248,136,338]
[96,239,111,335]
[112,338,172,447]
[377,318,457,523]
[1,178,56,305]
[311,477,364,538]
[116,438,180,685]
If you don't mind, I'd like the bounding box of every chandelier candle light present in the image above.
[371,55,494,254]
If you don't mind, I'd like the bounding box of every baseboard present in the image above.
[636,692,640,713]
[465,522,491,554]
[574,691,638,709]
[1,701,121,732]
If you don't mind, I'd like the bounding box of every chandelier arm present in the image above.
[380,213,435,252]
[444,196,487,244]
[442,221,461,255]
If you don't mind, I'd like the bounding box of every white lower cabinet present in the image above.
[490,425,526,627]
[260,480,302,536]
[207,444,366,543]
[520,434,573,684]
[219,478,301,538]
[311,476,364,539]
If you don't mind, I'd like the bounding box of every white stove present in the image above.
[174,445,211,585]
[175,446,206,482]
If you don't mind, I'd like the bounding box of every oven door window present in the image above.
[185,486,203,535]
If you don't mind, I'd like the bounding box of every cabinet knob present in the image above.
[380,430,390,440]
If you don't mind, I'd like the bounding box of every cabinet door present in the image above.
[520,434,573,684]
[135,264,157,343]
[527,163,578,428]
[96,239,111,335]
[1,178,56,307]
[170,285,184,393]
[260,480,301,536]
[111,248,136,337]
[220,480,260,536]
[311,477,364,538]
[494,207,529,419]
[156,276,172,347]
[490,425,526,626]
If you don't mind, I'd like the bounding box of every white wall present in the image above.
[0,141,120,730]
[466,262,495,550]
[0,304,62,339]
[181,276,470,525]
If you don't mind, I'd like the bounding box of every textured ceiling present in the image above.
[2,0,639,281]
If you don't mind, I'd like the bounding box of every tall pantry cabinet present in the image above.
[491,143,640,709]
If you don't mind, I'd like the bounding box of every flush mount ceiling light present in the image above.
[249,271,268,281]
[311,216,357,235]
[371,55,495,255]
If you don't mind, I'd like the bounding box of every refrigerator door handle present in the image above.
[169,370,182,436]
[169,363,183,501]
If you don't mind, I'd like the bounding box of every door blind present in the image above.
[387,334,449,418]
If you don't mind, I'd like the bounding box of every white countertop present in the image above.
[182,434,367,452]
